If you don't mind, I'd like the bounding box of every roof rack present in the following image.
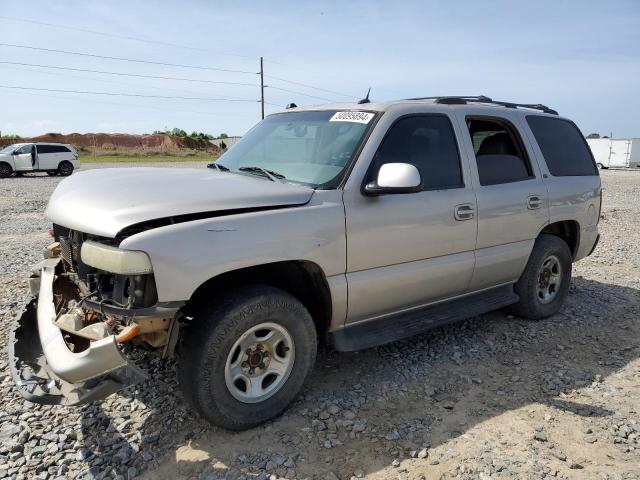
[405,95,558,115]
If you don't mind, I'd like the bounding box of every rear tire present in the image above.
[596,163,604,170]
[509,234,572,320]
[178,285,317,430]
[0,163,12,178]
[58,161,73,176]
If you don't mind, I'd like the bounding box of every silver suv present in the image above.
[9,96,601,430]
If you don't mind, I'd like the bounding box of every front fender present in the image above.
[120,190,346,302]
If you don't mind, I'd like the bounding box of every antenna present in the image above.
[357,88,371,104]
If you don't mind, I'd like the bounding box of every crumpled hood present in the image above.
[46,167,314,238]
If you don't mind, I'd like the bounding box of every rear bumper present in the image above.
[8,259,147,405]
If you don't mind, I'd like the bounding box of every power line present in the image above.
[0,61,256,86]
[263,101,286,108]
[0,16,366,92]
[0,45,359,103]
[0,64,238,97]
[0,64,288,111]
[0,89,256,117]
[0,43,256,74]
[265,58,360,86]
[0,15,255,59]
[0,84,259,102]
[264,74,357,99]
[265,85,332,102]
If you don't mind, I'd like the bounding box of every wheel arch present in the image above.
[0,161,13,175]
[185,260,333,338]
[538,220,580,259]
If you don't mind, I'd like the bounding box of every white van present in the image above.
[0,142,81,178]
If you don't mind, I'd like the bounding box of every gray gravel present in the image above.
[1,165,639,480]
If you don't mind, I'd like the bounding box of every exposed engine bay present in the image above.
[8,224,183,406]
[50,224,177,354]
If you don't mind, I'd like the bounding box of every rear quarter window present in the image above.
[526,116,597,176]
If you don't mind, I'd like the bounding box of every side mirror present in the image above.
[364,163,422,196]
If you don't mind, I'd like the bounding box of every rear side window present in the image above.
[372,115,463,190]
[467,117,533,186]
[37,145,70,154]
[526,116,597,176]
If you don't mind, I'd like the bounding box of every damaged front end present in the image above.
[9,229,183,406]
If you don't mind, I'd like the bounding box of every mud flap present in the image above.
[8,296,147,406]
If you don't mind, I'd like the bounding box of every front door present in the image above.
[344,113,478,323]
[457,113,549,290]
[12,144,34,171]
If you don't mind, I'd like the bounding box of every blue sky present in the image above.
[1,0,639,138]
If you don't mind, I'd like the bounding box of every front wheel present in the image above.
[178,285,317,430]
[0,163,12,178]
[509,234,572,319]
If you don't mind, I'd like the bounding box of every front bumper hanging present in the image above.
[8,258,147,405]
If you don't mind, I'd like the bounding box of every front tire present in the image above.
[509,234,572,319]
[0,163,11,178]
[178,285,317,430]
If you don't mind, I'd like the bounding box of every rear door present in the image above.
[343,111,478,323]
[455,112,549,291]
[610,140,632,168]
[35,144,55,169]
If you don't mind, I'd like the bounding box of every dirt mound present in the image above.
[1,133,217,156]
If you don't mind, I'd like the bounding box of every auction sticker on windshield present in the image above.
[329,111,375,124]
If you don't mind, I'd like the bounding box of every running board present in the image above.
[329,285,519,351]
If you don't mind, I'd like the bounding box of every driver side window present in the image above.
[371,115,464,190]
[14,145,33,155]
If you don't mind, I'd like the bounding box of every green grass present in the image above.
[80,155,218,164]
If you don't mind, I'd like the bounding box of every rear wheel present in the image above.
[0,163,12,178]
[596,162,604,170]
[509,234,572,319]
[178,285,317,430]
[58,161,73,176]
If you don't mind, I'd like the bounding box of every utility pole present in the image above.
[260,56,265,120]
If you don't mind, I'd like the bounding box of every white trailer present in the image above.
[587,138,640,169]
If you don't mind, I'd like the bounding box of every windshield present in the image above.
[0,144,18,154]
[217,110,375,187]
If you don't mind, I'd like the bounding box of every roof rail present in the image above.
[405,95,558,115]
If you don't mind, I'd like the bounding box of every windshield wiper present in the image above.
[238,166,286,182]
[207,162,230,172]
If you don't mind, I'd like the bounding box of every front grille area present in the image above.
[59,236,73,267]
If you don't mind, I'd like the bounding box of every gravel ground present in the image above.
[0,165,639,480]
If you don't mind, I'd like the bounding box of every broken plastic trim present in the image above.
[9,296,147,406]
[8,258,147,406]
